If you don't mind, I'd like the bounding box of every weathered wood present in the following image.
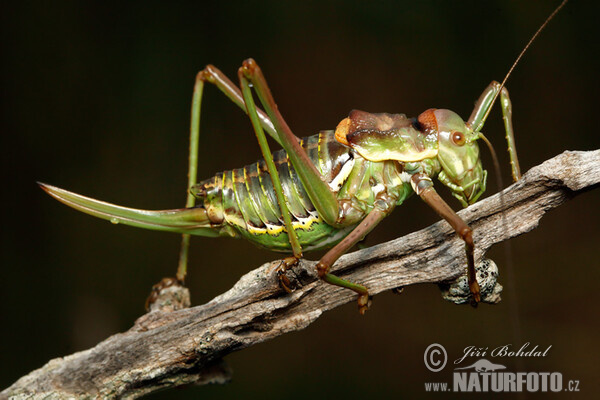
[3,150,599,399]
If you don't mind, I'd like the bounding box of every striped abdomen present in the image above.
[191,131,410,252]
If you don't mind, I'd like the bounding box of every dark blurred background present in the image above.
[2,1,599,398]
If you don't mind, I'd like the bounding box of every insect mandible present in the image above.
[39,1,568,314]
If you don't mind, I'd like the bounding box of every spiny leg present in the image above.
[412,174,481,304]
[175,65,285,284]
[238,68,303,259]
[467,81,499,133]
[145,71,204,308]
[238,59,377,306]
[316,207,388,314]
[238,59,340,226]
[500,87,521,181]
[197,65,281,145]
[175,71,204,282]
[467,81,521,183]
[237,58,343,293]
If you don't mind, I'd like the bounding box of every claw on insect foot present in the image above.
[470,280,481,304]
[440,258,502,305]
[278,273,293,293]
[358,295,371,315]
[274,256,300,293]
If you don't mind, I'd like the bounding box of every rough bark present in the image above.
[3,150,599,399]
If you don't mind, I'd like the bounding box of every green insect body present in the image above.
[190,130,407,252]
[188,109,484,254]
[39,1,568,314]
[41,107,485,249]
[41,90,491,314]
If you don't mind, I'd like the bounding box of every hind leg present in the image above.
[239,59,388,313]
[175,64,289,283]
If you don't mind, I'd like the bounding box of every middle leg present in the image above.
[316,207,388,314]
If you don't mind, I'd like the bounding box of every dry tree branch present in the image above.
[3,150,599,400]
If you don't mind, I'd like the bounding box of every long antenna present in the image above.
[485,1,568,379]
[479,0,569,125]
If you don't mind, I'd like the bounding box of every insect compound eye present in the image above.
[451,131,466,146]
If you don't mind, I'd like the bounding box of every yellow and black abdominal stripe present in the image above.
[191,130,410,252]
[192,132,342,250]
